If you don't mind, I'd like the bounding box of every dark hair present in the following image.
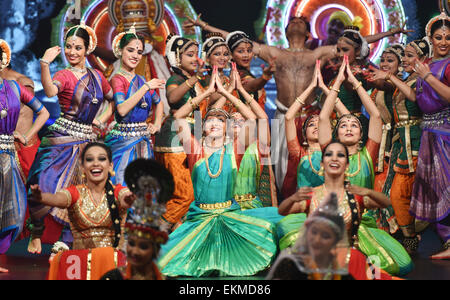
[285,16,311,42]
[80,142,121,248]
[408,38,431,58]
[430,19,450,36]
[321,141,350,164]
[119,33,146,50]
[81,142,112,163]
[65,27,90,49]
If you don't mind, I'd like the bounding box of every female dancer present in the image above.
[201,32,234,112]
[153,34,204,230]
[225,31,272,109]
[282,60,349,199]
[368,38,431,253]
[319,56,382,190]
[213,63,277,209]
[185,16,273,110]
[0,40,49,273]
[412,13,450,259]
[158,68,279,277]
[268,193,394,280]
[105,26,165,186]
[330,27,375,144]
[278,141,413,276]
[27,22,114,254]
[30,142,136,280]
[387,13,450,259]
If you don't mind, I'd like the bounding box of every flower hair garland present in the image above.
[112,23,138,58]
[0,39,11,71]
[64,21,98,55]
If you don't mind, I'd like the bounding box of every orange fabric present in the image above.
[390,171,416,226]
[47,252,63,280]
[90,247,126,280]
[15,135,40,178]
[47,247,126,280]
[155,152,194,225]
[374,160,389,193]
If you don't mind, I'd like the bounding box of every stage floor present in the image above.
[1,227,449,280]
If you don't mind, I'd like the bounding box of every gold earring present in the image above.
[110,170,116,177]
[318,166,324,176]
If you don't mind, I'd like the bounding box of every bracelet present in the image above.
[261,73,272,81]
[196,74,203,81]
[423,72,433,81]
[189,98,197,110]
[144,82,152,91]
[330,87,340,93]
[185,80,194,89]
[40,58,50,65]
[353,81,363,90]
[295,96,305,106]
[201,21,209,29]
[384,73,392,81]
[335,98,340,106]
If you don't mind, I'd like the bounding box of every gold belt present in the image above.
[199,200,232,210]
[234,194,256,203]
[394,119,421,128]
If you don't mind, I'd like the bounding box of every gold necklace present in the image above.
[346,152,361,178]
[204,144,226,179]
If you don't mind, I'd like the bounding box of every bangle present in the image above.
[295,96,305,106]
[201,21,208,29]
[384,73,392,81]
[189,99,197,110]
[330,87,340,93]
[144,82,152,91]
[261,73,272,81]
[353,81,362,90]
[185,80,194,89]
[196,74,203,81]
[335,98,340,106]
[40,58,50,65]
[423,72,433,81]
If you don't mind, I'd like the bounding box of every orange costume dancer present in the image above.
[30,142,136,280]
[154,35,205,229]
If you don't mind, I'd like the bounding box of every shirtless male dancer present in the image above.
[185,15,337,192]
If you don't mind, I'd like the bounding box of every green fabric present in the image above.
[234,142,262,209]
[158,142,278,277]
[358,215,413,276]
[276,213,307,251]
[297,151,324,188]
[348,146,374,189]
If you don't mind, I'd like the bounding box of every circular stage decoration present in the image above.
[51,0,202,71]
[258,0,408,63]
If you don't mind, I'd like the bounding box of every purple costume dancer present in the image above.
[26,23,113,250]
[411,56,450,250]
